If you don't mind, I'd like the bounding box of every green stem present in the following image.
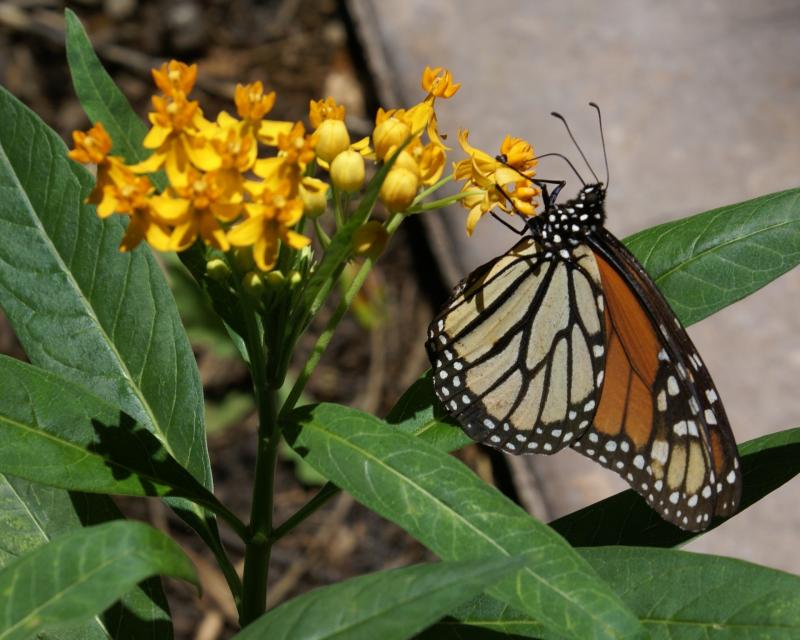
[203,524,245,609]
[411,173,454,205]
[271,214,409,540]
[279,256,375,420]
[314,217,331,248]
[239,294,282,624]
[204,501,249,541]
[271,481,339,543]
[333,187,344,228]
[407,189,483,214]
[280,213,406,420]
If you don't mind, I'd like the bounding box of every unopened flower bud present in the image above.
[379,167,419,212]
[330,149,365,193]
[299,177,329,218]
[390,149,421,178]
[243,271,264,298]
[288,270,303,287]
[314,119,351,163]
[373,117,411,161]
[265,270,285,287]
[205,258,231,282]
[353,221,389,259]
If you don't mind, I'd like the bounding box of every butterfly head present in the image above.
[577,182,606,209]
[536,182,606,251]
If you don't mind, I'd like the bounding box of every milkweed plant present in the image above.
[0,10,799,640]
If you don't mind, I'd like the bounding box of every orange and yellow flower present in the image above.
[68,59,473,274]
[454,130,540,235]
[150,168,242,252]
[228,180,310,272]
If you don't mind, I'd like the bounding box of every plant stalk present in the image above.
[239,293,282,624]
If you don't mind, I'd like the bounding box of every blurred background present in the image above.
[2,1,799,638]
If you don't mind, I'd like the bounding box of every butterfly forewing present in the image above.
[573,232,741,530]
[427,237,606,454]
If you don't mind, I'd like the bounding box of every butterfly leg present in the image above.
[532,178,566,205]
[489,211,527,235]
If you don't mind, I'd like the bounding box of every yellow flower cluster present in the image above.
[69,61,469,271]
[371,66,460,212]
[69,60,316,271]
[454,132,540,235]
[308,66,460,215]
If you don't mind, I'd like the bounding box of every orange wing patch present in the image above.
[592,255,660,449]
[596,254,660,385]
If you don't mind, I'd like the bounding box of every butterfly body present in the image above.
[426,181,741,531]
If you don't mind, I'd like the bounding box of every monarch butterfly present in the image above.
[426,106,741,531]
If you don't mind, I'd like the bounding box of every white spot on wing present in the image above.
[667,376,679,396]
[651,440,669,464]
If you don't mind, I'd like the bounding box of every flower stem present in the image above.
[279,254,375,421]
[239,295,281,625]
[411,173,454,205]
[407,189,483,214]
[271,481,339,543]
[272,214,407,539]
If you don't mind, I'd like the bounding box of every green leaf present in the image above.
[0,357,237,526]
[0,520,196,640]
[550,426,800,547]
[284,403,644,640]
[0,478,173,640]
[626,188,800,326]
[386,370,472,452]
[65,9,152,167]
[233,558,522,640]
[438,547,800,640]
[0,78,214,519]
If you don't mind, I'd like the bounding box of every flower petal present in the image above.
[143,125,171,149]
[228,215,264,247]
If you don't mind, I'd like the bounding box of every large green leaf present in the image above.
[285,403,644,640]
[0,357,239,527]
[626,188,800,325]
[233,558,522,640]
[0,76,220,555]
[0,478,173,640]
[434,547,800,639]
[0,520,196,640]
[0,84,210,488]
[550,426,800,547]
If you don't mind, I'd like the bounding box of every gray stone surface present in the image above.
[349,0,800,572]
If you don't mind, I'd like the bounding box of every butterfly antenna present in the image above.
[550,111,600,183]
[533,152,586,186]
[589,102,610,189]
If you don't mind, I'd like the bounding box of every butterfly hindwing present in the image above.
[573,231,741,529]
[427,237,606,454]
